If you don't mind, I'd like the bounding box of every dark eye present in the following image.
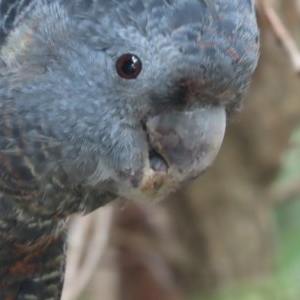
[116,53,142,79]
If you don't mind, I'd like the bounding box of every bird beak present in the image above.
[112,106,226,202]
[146,106,226,183]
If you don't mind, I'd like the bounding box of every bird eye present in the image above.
[116,53,142,79]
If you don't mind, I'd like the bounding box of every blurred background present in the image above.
[62,1,300,299]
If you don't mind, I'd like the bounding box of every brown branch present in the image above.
[61,206,114,300]
[256,0,300,73]
[295,0,300,18]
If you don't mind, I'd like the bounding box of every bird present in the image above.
[0,0,259,299]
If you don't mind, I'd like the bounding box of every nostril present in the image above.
[176,77,202,103]
[180,77,201,94]
[149,150,168,173]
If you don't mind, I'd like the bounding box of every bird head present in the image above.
[0,0,259,208]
